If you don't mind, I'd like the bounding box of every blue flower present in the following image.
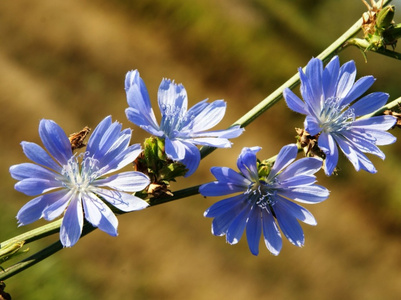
[10,116,150,247]
[125,70,244,177]
[283,56,397,175]
[199,144,329,256]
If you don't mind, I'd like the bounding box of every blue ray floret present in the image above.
[199,144,329,256]
[10,116,150,247]
[125,70,244,177]
[283,56,397,175]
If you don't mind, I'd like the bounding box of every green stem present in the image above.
[0,223,96,281]
[370,48,401,60]
[0,219,62,249]
[149,185,201,206]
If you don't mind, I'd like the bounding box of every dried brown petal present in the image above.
[68,126,91,151]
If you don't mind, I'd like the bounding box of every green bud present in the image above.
[138,137,189,198]
[347,38,371,50]
[258,159,273,179]
[0,241,29,265]
[376,5,395,32]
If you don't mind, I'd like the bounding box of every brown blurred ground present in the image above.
[1,0,401,299]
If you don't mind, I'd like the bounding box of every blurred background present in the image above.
[1,0,401,299]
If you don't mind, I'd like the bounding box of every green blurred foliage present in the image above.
[1,0,401,299]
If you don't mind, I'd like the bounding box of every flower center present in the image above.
[159,102,196,138]
[319,97,355,133]
[245,180,278,209]
[61,154,100,194]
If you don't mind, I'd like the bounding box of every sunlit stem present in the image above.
[0,223,96,281]
[0,219,62,250]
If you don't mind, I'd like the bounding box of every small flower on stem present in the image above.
[200,144,329,256]
[10,116,150,247]
[283,56,396,175]
[125,70,244,177]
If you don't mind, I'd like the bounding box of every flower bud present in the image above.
[375,5,395,32]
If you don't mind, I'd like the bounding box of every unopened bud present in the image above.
[376,5,395,31]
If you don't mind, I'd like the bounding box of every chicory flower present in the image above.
[283,56,396,175]
[199,144,329,255]
[10,116,150,247]
[125,70,244,177]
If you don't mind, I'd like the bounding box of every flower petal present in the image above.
[350,92,389,117]
[20,142,61,172]
[341,130,385,159]
[246,205,262,256]
[275,196,317,225]
[190,125,244,139]
[126,108,164,137]
[199,182,247,197]
[10,163,59,181]
[262,208,282,255]
[322,56,340,99]
[158,79,188,118]
[189,100,227,132]
[336,60,356,99]
[204,194,247,218]
[15,178,61,196]
[16,190,68,225]
[43,191,73,221]
[334,135,377,173]
[304,115,322,136]
[188,137,232,148]
[60,197,83,247]
[209,166,249,186]
[210,198,247,236]
[299,67,319,115]
[226,203,252,244]
[365,130,396,146]
[91,121,124,158]
[95,188,149,212]
[283,88,308,115]
[165,137,186,161]
[278,185,329,204]
[39,119,72,165]
[176,141,201,177]
[280,157,322,178]
[352,115,396,131]
[341,75,375,106]
[268,144,297,179]
[102,144,143,176]
[86,116,112,155]
[125,70,160,131]
[274,205,305,247]
[95,171,150,193]
[237,147,261,182]
[318,132,338,176]
[279,175,317,188]
[305,57,324,107]
[82,193,118,236]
